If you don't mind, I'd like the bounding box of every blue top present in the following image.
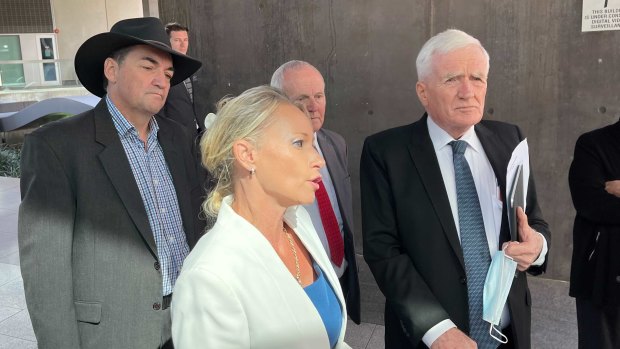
[303,263,343,348]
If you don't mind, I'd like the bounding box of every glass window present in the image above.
[0,35,25,86]
[40,38,57,81]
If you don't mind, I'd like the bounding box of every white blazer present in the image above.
[172,196,351,349]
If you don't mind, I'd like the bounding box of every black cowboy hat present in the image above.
[75,17,202,97]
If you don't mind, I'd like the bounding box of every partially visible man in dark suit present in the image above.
[18,17,204,348]
[271,60,361,324]
[158,22,203,139]
[569,120,620,349]
[360,29,551,348]
[161,22,212,211]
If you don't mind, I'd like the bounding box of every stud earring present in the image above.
[249,168,256,175]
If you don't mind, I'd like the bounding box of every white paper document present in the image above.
[506,139,530,240]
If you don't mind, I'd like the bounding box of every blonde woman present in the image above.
[171,86,350,349]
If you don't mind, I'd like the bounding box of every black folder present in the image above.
[507,164,524,241]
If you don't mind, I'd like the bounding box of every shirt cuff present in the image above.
[422,319,457,347]
[531,232,548,266]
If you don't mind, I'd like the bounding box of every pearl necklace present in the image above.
[284,226,301,285]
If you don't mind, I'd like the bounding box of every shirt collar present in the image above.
[426,114,483,154]
[106,95,159,139]
[312,132,323,155]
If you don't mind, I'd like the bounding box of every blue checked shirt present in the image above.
[106,96,190,296]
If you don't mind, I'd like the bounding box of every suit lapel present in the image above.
[475,122,512,242]
[316,130,356,245]
[94,101,158,256]
[316,130,335,174]
[316,131,345,211]
[475,123,509,194]
[408,115,464,269]
[157,118,195,246]
[184,77,198,118]
[316,130,339,183]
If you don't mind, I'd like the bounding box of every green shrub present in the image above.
[0,143,22,178]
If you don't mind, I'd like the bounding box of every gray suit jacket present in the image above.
[317,128,361,324]
[18,100,204,348]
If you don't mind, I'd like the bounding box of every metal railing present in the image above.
[0,59,81,90]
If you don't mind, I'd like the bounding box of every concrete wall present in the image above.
[143,0,160,17]
[158,0,189,26]
[51,0,144,81]
[180,0,620,281]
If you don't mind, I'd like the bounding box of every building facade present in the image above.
[0,0,157,89]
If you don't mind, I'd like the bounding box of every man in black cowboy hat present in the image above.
[18,17,205,348]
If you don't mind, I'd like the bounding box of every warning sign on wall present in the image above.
[583,0,620,31]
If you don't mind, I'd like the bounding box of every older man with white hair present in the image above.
[271,61,361,325]
[361,29,550,349]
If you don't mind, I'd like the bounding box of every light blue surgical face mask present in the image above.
[483,249,518,344]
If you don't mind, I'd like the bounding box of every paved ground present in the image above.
[0,176,577,348]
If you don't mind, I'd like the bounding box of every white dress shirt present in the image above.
[303,132,348,278]
[422,116,548,347]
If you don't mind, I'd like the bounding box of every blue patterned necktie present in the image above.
[450,140,497,348]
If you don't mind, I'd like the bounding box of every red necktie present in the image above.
[315,180,344,266]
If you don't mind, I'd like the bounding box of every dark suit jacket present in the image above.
[568,120,620,306]
[158,75,204,139]
[317,128,361,324]
[360,114,551,349]
[158,76,212,213]
[18,100,205,349]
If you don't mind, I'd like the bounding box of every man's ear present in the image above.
[232,139,256,173]
[103,57,118,85]
[416,81,429,108]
